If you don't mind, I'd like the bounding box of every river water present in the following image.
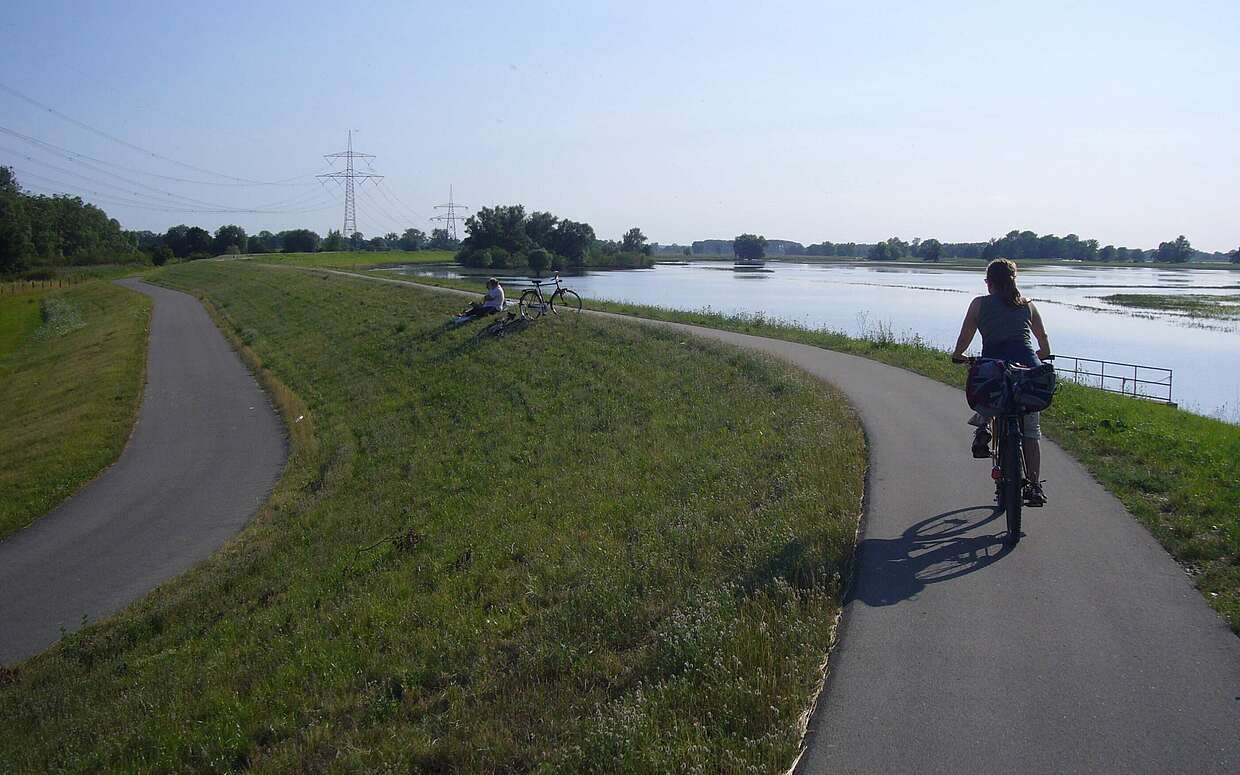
[394,261,1240,421]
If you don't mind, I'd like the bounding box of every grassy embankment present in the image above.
[0,281,150,539]
[1102,293,1240,319]
[0,261,865,772]
[250,249,455,269]
[344,269,1240,633]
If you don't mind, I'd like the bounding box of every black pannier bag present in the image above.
[1010,362,1056,412]
[966,359,1056,415]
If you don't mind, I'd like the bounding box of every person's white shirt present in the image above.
[482,285,505,310]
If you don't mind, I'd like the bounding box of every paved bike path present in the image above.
[314,268,1239,774]
[0,280,286,664]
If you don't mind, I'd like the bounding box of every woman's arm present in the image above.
[951,297,982,358]
[1030,303,1051,359]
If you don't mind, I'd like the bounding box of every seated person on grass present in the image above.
[458,277,505,321]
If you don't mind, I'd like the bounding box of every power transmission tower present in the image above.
[317,131,382,236]
[431,185,468,241]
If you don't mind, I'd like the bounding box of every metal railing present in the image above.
[1056,355,1174,405]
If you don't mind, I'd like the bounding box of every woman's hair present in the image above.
[985,259,1028,307]
[487,277,498,287]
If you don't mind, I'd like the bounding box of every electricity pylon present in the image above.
[431,185,468,241]
[318,131,382,236]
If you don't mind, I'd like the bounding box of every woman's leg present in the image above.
[1023,440,1040,482]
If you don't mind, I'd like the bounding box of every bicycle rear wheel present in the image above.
[519,289,544,319]
[551,289,582,315]
[1001,424,1023,542]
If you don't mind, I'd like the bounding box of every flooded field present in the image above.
[396,261,1240,420]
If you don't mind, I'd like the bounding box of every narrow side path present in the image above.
[311,267,1240,774]
[0,280,286,664]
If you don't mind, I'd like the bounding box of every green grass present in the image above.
[1101,293,1240,319]
[564,301,1240,632]
[0,261,865,772]
[346,269,1240,631]
[252,249,455,269]
[0,289,46,358]
[0,281,151,539]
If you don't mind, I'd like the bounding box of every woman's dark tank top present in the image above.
[978,295,1039,365]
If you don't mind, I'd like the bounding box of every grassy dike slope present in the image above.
[0,261,864,773]
[382,271,1240,632]
[0,282,150,539]
[568,301,1240,633]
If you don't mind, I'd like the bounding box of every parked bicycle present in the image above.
[474,311,530,341]
[952,354,1056,544]
[518,272,582,319]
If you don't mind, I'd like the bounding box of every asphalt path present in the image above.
[310,268,1239,774]
[0,279,286,664]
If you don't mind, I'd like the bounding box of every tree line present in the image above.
[124,224,461,265]
[701,229,1239,264]
[456,205,654,272]
[1,167,143,273]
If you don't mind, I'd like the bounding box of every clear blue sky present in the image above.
[1,0,1236,250]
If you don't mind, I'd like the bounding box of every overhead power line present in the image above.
[0,80,321,186]
[0,143,332,213]
[9,166,335,216]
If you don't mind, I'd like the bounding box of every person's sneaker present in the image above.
[971,427,992,458]
[1024,481,1047,507]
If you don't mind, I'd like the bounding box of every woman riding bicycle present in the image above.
[951,259,1052,506]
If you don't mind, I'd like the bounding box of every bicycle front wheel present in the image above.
[519,290,544,319]
[1001,426,1023,542]
[551,289,582,315]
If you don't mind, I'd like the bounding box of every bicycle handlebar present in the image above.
[951,354,1055,365]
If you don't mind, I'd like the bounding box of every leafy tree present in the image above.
[367,236,388,251]
[1229,247,1239,264]
[527,247,550,274]
[868,241,894,261]
[682,247,691,256]
[621,227,648,253]
[212,224,247,255]
[280,229,321,253]
[551,220,596,266]
[462,205,529,255]
[919,238,943,262]
[1099,245,1117,262]
[524,211,559,250]
[249,230,280,253]
[321,229,345,251]
[733,233,767,261]
[151,246,173,266]
[0,192,32,274]
[1155,235,1193,263]
[349,231,365,250]
[398,228,426,251]
[0,166,19,196]
[428,228,459,250]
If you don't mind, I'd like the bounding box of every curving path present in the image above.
[312,267,1240,774]
[0,280,286,664]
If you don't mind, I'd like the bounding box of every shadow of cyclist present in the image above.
[849,506,1011,607]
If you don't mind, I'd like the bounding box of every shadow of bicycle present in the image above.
[849,506,1011,607]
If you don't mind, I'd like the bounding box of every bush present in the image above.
[528,248,550,274]
[151,246,173,267]
[488,248,509,269]
[456,248,489,268]
[188,251,212,261]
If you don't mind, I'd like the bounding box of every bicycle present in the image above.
[474,311,530,341]
[518,272,582,319]
[952,354,1056,544]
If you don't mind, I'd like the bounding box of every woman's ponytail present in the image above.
[986,259,1027,307]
